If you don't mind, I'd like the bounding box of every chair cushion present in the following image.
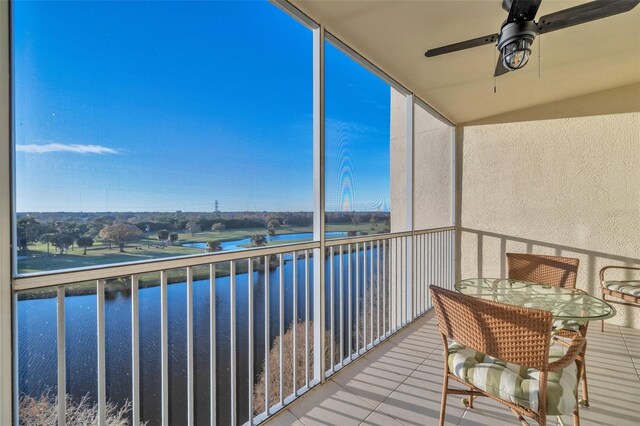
[448,342,578,415]
[552,319,584,332]
[604,280,640,297]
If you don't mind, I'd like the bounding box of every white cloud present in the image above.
[16,143,119,155]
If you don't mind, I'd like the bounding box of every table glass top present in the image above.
[454,278,616,321]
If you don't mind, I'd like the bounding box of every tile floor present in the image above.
[266,311,640,426]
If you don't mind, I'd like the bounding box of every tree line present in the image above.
[16,211,390,256]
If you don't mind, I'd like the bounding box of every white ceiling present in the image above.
[290,0,640,124]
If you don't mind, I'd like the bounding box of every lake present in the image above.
[181,231,347,251]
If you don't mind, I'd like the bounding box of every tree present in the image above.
[169,233,179,245]
[156,229,170,241]
[206,240,223,253]
[55,221,84,250]
[76,236,94,255]
[266,218,281,230]
[99,223,143,252]
[87,216,113,238]
[369,215,378,228]
[39,233,56,256]
[251,234,268,247]
[185,221,201,236]
[211,222,226,233]
[351,215,361,227]
[52,233,74,255]
[16,217,42,254]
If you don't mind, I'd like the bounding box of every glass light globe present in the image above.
[502,38,532,70]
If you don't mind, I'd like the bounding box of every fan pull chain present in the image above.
[538,36,541,78]
[493,48,497,93]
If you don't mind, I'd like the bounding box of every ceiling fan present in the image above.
[425,0,640,77]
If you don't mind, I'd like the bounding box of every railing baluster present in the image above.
[382,240,387,337]
[56,286,66,426]
[376,240,380,343]
[131,275,140,426]
[439,232,443,288]
[97,279,106,426]
[278,253,284,405]
[210,264,217,426]
[369,241,373,348]
[230,261,237,426]
[355,242,359,355]
[248,259,254,425]
[339,245,344,362]
[292,251,297,394]
[264,256,270,415]
[394,238,398,331]
[347,244,352,360]
[418,235,422,313]
[363,242,367,350]
[450,230,454,289]
[404,236,408,325]
[415,236,420,315]
[187,267,194,426]
[160,271,169,426]
[329,246,334,371]
[304,251,309,388]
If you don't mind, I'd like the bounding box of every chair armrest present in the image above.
[600,266,640,285]
[548,334,586,371]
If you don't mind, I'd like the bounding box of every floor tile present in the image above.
[267,317,640,426]
[288,380,376,426]
[265,409,304,426]
[360,410,405,426]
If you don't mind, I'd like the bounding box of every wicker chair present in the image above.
[506,253,591,406]
[600,265,640,332]
[430,285,585,426]
[506,253,579,289]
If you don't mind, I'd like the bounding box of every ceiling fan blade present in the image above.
[494,53,510,77]
[506,0,542,23]
[537,0,640,34]
[425,33,499,57]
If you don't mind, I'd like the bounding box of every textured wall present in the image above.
[460,87,640,328]
[390,88,409,232]
[414,103,453,230]
[390,89,454,232]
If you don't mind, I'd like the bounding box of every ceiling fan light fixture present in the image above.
[496,21,537,72]
[502,38,532,70]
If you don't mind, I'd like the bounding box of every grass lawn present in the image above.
[18,223,389,274]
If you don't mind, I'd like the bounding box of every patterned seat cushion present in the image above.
[552,319,584,332]
[604,280,640,297]
[448,342,578,415]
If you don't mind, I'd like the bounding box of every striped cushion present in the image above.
[448,342,578,415]
[552,319,584,332]
[604,280,640,297]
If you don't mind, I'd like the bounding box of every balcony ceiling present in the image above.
[290,0,640,124]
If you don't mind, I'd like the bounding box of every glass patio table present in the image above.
[454,278,616,321]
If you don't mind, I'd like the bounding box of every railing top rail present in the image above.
[13,241,320,291]
[324,230,413,246]
[321,226,454,247]
[414,226,455,236]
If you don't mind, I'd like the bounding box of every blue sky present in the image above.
[13,0,390,213]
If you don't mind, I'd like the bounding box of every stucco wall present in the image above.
[460,85,640,329]
[390,88,409,232]
[390,89,454,232]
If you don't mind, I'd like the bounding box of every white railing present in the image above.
[323,227,455,377]
[13,227,454,426]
